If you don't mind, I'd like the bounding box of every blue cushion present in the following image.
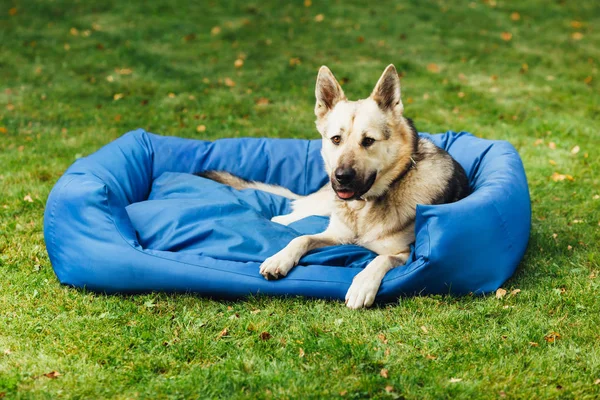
[43,129,531,302]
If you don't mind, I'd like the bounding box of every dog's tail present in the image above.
[198,170,301,200]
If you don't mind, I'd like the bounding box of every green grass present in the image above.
[1,0,599,398]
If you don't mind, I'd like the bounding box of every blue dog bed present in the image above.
[43,129,530,303]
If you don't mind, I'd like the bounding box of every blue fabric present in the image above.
[44,129,531,302]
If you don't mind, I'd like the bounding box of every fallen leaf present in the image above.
[196,125,206,133]
[0,127,7,134]
[594,379,600,385]
[510,289,521,296]
[44,371,61,379]
[116,68,132,75]
[289,57,301,67]
[3,349,11,355]
[544,332,561,343]
[571,32,583,40]
[168,92,176,98]
[426,354,437,360]
[449,378,463,383]
[380,368,389,378]
[211,26,221,35]
[427,63,440,73]
[224,77,236,87]
[420,325,428,334]
[260,331,271,341]
[255,98,269,106]
[385,385,394,393]
[572,219,583,224]
[304,0,312,7]
[64,43,70,51]
[567,245,573,251]
[510,12,520,21]
[529,342,539,347]
[501,32,513,41]
[114,114,121,122]
[70,27,79,36]
[217,328,229,339]
[570,145,580,154]
[534,138,544,146]
[571,21,583,29]
[314,14,324,22]
[546,75,556,81]
[234,59,244,68]
[113,93,124,101]
[250,309,261,314]
[9,7,17,15]
[183,33,196,42]
[548,142,556,149]
[584,76,593,84]
[299,348,305,357]
[496,288,507,299]
[551,172,574,182]
[339,390,347,396]
[378,333,388,344]
[106,75,114,82]
[23,194,34,203]
[552,233,558,239]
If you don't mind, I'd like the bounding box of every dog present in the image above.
[200,64,470,309]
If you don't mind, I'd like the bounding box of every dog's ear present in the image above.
[371,64,403,113]
[315,66,346,119]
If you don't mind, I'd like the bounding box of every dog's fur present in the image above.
[200,64,469,309]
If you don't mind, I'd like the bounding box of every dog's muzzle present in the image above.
[331,170,377,201]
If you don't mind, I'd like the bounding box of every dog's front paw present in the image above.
[345,269,382,309]
[259,252,296,280]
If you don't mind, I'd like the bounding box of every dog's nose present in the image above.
[335,167,356,184]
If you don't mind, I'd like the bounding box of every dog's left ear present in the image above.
[371,64,403,114]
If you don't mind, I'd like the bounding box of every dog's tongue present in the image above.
[337,191,355,199]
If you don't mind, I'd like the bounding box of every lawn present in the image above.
[1,0,599,398]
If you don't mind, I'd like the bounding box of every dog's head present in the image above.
[314,64,417,201]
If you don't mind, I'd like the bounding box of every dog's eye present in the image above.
[361,137,375,148]
[331,136,342,145]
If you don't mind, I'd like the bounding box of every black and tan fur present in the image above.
[201,65,469,309]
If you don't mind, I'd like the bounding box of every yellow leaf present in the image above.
[23,194,34,203]
[196,125,206,133]
[510,289,521,296]
[44,371,61,379]
[299,348,305,357]
[584,76,593,84]
[255,98,269,106]
[595,379,600,385]
[544,332,561,343]
[571,21,583,28]
[70,27,79,36]
[496,288,507,299]
[548,142,556,149]
[116,68,132,75]
[420,325,428,333]
[9,7,17,16]
[113,93,124,100]
[0,127,7,134]
[427,63,440,73]
[217,328,229,339]
[534,139,544,146]
[314,14,324,22]
[168,92,176,98]
[529,342,539,347]
[548,160,557,166]
[211,26,221,35]
[570,145,580,154]
[501,32,512,41]
[224,77,236,87]
[510,12,520,21]
[571,32,583,40]
[380,368,389,378]
[289,57,301,67]
[385,386,394,393]
[449,378,463,383]
[234,59,244,68]
[304,0,312,7]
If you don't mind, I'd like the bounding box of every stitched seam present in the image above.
[303,140,311,195]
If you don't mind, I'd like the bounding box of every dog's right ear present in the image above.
[315,66,346,119]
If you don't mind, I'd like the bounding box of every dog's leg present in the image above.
[271,185,332,225]
[345,251,410,309]
[259,232,338,279]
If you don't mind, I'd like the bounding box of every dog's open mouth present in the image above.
[335,190,356,200]
[332,173,377,201]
